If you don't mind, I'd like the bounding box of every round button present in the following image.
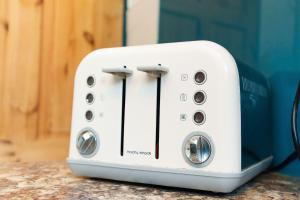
[85,110,94,121]
[194,71,206,84]
[184,135,211,164]
[87,76,95,87]
[86,93,94,104]
[194,91,206,104]
[193,111,205,124]
[77,130,98,156]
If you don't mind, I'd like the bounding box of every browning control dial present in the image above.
[77,130,98,156]
[184,135,211,165]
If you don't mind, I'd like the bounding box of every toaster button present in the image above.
[194,71,206,85]
[87,76,95,87]
[184,135,211,164]
[193,111,205,125]
[86,93,94,104]
[193,91,206,105]
[85,110,94,121]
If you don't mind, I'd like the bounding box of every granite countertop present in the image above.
[0,162,299,199]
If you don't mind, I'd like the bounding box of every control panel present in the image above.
[79,69,213,166]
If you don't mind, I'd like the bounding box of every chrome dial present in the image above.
[77,130,98,156]
[184,135,211,164]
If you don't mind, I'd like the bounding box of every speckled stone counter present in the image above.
[0,162,299,199]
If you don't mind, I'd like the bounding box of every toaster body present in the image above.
[67,41,273,193]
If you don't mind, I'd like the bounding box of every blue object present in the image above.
[238,62,272,169]
[270,71,300,177]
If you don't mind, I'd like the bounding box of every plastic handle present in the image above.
[102,67,133,78]
[137,65,168,77]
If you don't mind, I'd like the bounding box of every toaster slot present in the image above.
[102,66,132,156]
[155,75,161,159]
[120,76,126,156]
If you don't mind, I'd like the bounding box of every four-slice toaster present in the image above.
[67,41,273,193]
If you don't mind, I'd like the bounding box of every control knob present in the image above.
[77,130,98,156]
[184,135,211,164]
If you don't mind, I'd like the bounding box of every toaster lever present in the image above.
[137,65,167,159]
[102,67,133,78]
[137,65,168,77]
[102,67,131,156]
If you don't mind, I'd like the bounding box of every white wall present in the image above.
[126,0,160,45]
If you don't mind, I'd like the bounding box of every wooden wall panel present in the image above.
[38,0,124,137]
[2,0,42,141]
[38,0,74,137]
[0,0,8,138]
[94,0,124,47]
[0,0,123,143]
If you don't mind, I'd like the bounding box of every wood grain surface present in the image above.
[0,0,123,161]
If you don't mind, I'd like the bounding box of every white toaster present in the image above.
[67,41,273,193]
